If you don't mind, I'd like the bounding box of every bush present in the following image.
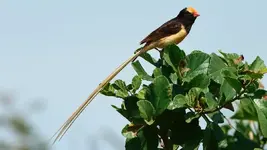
[100,45,267,150]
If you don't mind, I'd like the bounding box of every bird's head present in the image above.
[186,7,200,17]
[177,7,200,19]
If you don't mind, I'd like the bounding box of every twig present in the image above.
[189,108,211,125]
[202,114,211,124]
[220,111,236,130]
[203,78,254,114]
[203,92,245,114]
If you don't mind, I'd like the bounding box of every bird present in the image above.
[51,6,200,144]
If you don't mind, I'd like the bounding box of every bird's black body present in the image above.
[140,7,198,48]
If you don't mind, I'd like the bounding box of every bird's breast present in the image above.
[157,27,187,48]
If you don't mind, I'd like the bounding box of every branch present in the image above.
[220,111,236,130]
[203,78,254,114]
[202,91,245,114]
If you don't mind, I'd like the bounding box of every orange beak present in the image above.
[194,12,200,17]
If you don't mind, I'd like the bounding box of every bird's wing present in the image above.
[140,18,184,45]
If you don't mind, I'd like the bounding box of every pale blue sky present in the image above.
[1,1,267,150]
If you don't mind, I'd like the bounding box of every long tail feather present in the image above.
[51,47,149,144]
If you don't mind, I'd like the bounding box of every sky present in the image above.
[1,1,267,150]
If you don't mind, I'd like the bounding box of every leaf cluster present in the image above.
[100,45,267,150]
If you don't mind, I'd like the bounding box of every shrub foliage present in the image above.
[100,45,267,150]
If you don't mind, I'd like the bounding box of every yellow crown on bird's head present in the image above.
[186,7,200,17]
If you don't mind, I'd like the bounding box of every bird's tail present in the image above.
[50,47,148,145]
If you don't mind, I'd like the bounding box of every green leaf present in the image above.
[139,52,158,66]
[231,98,258,121]
[115,90,128,98]
[204,92,218,111]
[203,122,225,150]
[127,84,133,91]
[253,89,267,99]
[163,44,185,76]
[124,96,143,120]
[111,105,129,120]
[239,74,252,82]
[208,53,227,84]
[249,56,267,74]
[245,80,259,93]
[185,112,200,123]
[219,50,242,66]
[114,79,127,90]
[226,130,261,149]
[169,73,178,84]
[122,124,138,139]
[168,94,187,110]
[125,137,142,150]
[150,75,172,115]
[221,68,242,93]
[136,85,151,100]
[224,77,242,93]
[137,100,156,125]
[253,99,267,138]
[125,126,158,150]
[182,139,201,150]
[188,74,210,90]
[100,83,116,96]
[153,68,162,77]
[132,60,153,81]
[113,80,129,98]
[220,124,231,134]
[112,102,143,124]
[139,126,159,150]
[221,67,238,78]
[132,75,142,91]
[208,80,221,98]
[173,144,179,150]
[186,87,203,107]
[208,111,224,124]
[183,51,210,82]
[171,111,202,146]
[220,79,236,101]
[247,72,265,80]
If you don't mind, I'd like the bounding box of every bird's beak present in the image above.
[194,12,200,17]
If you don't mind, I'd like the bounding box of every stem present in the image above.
[202,114,211,124]
[189,108,211,125]
[220,111,237,130]
[203,92,245,114]
[203,78,254,114]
